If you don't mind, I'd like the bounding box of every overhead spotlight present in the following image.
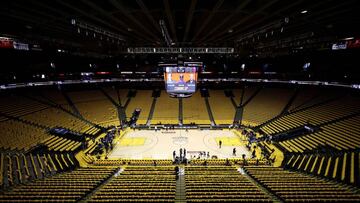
[284,17,290,23]
[71,19,76,25]
[343,37,354,41]
[241,64,245,71]
[228,29,233,33]
[301,10,308,14]
[159,19,173,47]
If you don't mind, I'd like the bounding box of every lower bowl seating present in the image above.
[185,166,272,202]
[88,166,177,202]
[0,166,118,202]
[245,166,360,202]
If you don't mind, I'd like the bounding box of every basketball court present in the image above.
[108,129,251,160]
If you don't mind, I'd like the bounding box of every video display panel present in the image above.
[164,66,197,93]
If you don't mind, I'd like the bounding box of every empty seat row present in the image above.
[185,166,272,202]
[261,96,360,135]
[242,88,293,127]
[1,152,77,188]
[89,166,176,202]
[0,166,118,202]
[279,116,360,152]
[284,151,360,186]
[0,120,48,151]
[208,90,235,125]
[67,90,118,128]
[42,135,82,152]
[245,166,360,202]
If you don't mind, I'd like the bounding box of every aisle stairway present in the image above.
[179,98,183,125]
[204,97,215,126]
[62,90,82,117]
[175,166,186,203]
[242,168,282,202]
[146,97,157,126]
[78,167,122,202]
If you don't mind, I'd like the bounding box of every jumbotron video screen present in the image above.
[164,66,198,93]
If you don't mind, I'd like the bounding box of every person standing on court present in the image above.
[219,140,222,148]
[180,148,183,161]
[252,149,256,158]
[233,148,236,156]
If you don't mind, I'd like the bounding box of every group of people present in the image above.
[91,127,117,156]
[190,151,210,160]
[173,148,187,164]
[241,129,257,143]
[100,131,115,152]
[261,133,274,143]
[154,124,176,132]
[240,129,260,159]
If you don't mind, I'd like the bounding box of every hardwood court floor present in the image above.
[108,129,251,160]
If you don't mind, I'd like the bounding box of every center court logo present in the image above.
[172,136,188,145]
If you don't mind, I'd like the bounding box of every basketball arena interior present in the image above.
[1,0,360,202]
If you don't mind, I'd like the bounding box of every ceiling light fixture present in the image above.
[343,37,354,41]
[71,18,125,42]
[159,19,173,47]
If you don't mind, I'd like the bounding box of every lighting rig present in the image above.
[71,19,126,43]
[159,19,173,47]
[236,18,290,45]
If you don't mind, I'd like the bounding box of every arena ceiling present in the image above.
[1,0,360,50]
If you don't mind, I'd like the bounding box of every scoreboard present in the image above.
[164,66,198,94]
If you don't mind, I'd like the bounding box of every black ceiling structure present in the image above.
[1,0,359,50]
[0,0,360,84]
